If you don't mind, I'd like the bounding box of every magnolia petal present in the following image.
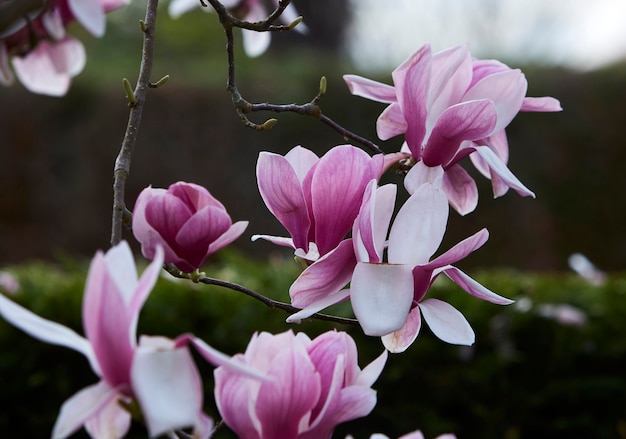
[52,381,121,439]
[353,181,396,263]
[343,74,397,103]
[428,45,473,121]
[132,347,204,438]
[242,28,271,58]
[442,265,514,305]
[128,245,163,333]
[284,145,319,183]
[84,393,131,439]
[442,164,478,215]
[102,240,138,302]
[350,263,414,336]
[356,349,388,387]
[387,183,449,266]
[521,96,562,112]
[207,220,249,255]
[419,298,475,345]
[472,145,535,198]
[0,294,96,371]
[425,229,489,269]
[377,102,409,142]
[311,145,379,255]
[422,99,497,167]
[381,306,422,353]
[289,239,357,309]
[251,234,294,248]
[404,161,444,194]
[168,0,206,18]
[214,367,261,439]
[42,9,65,40]
[175,205,232,268]
[398,431,426,439]
[69,0,106,37]
[463,69,528,132]
[286,288,350,323]
[327,385,378,425]
[257,151,310,251]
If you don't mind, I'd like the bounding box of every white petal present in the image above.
[419,298,475,345]
[69,0,106,37]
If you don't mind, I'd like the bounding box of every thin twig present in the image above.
[206,0,383,155]
[110,0,159,246]
[164,265,358,326]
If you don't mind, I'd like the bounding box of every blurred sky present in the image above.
[347,0,626,72]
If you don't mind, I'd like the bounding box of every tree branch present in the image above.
[110,0,160,246]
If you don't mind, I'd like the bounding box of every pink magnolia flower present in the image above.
[214,329,388,439]
[0,241,265,438]
[288,167,512,352]
[344,44,562,214]
[132,181,248,273]
[168,0,307,57]
[1,0,129,95]
[253,145,383,261]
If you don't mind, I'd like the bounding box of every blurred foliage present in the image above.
[0,251,625,438]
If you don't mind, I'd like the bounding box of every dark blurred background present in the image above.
[0,0,625,271]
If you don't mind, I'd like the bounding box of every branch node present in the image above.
[139,19,147,32]
[149,74,170,88]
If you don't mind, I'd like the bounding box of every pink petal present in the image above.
[132,346,205,438]
[418,298,475,345]
[403,161,444,194]
[393,45,431,153]
[311,145,379,255]
[356,349,388,387]
[343,74,397,103]
[425,229,489,268]
[286,288,351,323]
[52,381,122,439]
[175,205,232,268]
[442,164,478,215]
[350,263,414,336]
[463,69,528,132]
[428,45,473,121]
[127,245,163,334]
[381,306,422,353]
[422,99,497,167]
[289,239,357,308]
[284,146,319,183]
[353,182,396,263]
[257,151,310,252]
[442,266,514,305]
[168,181,225,211]
[207,220,249,255]
[69,0,105,37]
[521,96,562,112]
[387,183,449,266]
[472,146,535,198]
[214,367,261,439]
[377,102,409,141]
[84,392,132,439]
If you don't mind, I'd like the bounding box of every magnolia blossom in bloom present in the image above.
[346,431,456,439]
[344,43,562,214]
[254,145,383,261]
[168,0,307,57]
[215,329,387,439]
[289,166,512,352]
[132,181,248,273]
[0,241,265,438]
[0,0,129,95]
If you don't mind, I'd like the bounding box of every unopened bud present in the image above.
[319,76,327,96]
[122,78,136,106]
[261,118,278,130]
[288,16,303,30]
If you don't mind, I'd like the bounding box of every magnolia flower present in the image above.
[215,329,387,439]
[344,43,562,214]
[132,181,248,273]
[1,0,129,95]
[0,241,264,438]
[346,431,456,439]
[289,166,512,352]
[253,145,383,261]
[168,0,307,57]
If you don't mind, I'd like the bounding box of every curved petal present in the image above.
[521,96,562,112]
[52,381,121,439]
[290,239,357,308]
[343,74,397,103]
[69,0,105,37]
[214,367,261,439]
[284,145,319,183]
[472,146,535,198]
[419,299,475,345]
[356,349,388,388]
[424,229,489,269]
[377,102,408,142]
[404,161,444,194]
[422,99,497,167]
[442,266,514,305]
[84,392,131,439]
[207,220,248,255]
[132,346,204,438]
[381,306,422,353]
[387,183,449,266]
[442,164,478,215]
[175,205,232,268]
[428,45,473,121]
[250,234,295,249]
[353,182,396,263]
[286,288,351,323]
[350,263,414,336]
[257,151,310,251]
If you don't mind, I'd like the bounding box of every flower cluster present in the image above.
[0,0,129,95]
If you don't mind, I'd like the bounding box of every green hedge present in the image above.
[0,251,624,438]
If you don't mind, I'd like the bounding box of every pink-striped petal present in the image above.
[442,266,514,305]
[353,182,396,263]
[472,146,535,198]
[381,306,422,353]
[350,263,414,336]
[521,96,562,112]
[418,298,475,345]
[422,99,497,167]
[84,392,131,439]
[441,164,478,215]
[207,220,248,255]
[343,74,397,103]
[425,228,489,269]
[377,102,409,142]
[284,146,319,183]
[286,288,351,323]
[428,45,473,121]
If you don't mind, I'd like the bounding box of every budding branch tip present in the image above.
[319,76,327,96]
[122,78,136,106]
[288,16,303,30]
[149,74,170,88]
[261,118,279,130]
